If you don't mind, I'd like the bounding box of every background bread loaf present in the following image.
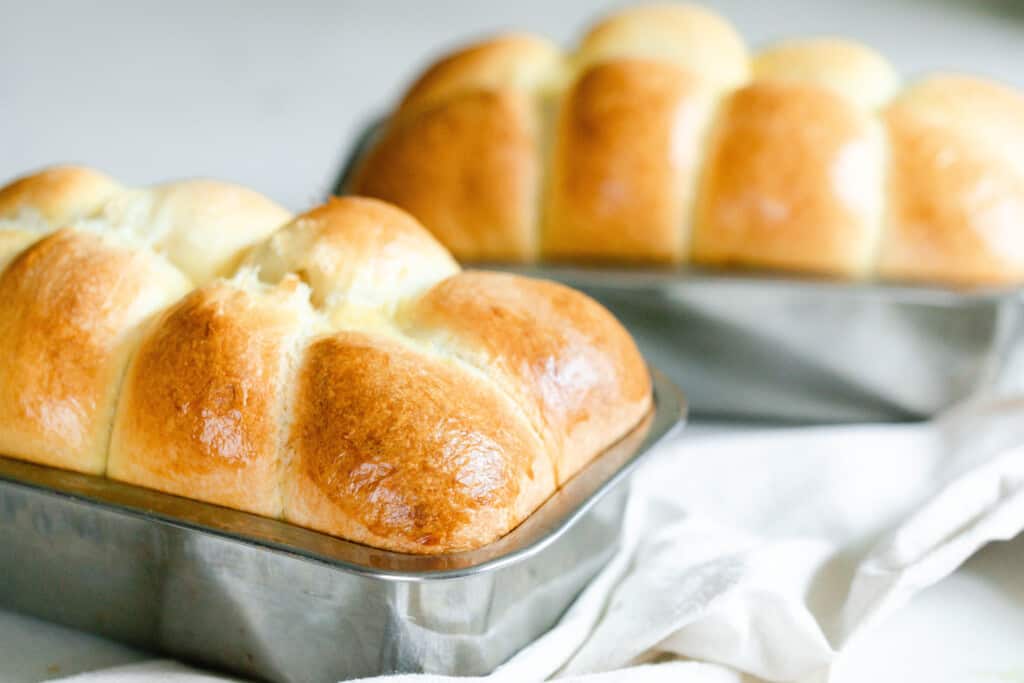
[0,167,651,554]
[350,3,1024,286]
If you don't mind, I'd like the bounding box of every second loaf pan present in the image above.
[0,367,683,683]
[335,120,1024,423]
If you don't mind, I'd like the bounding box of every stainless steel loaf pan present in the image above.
[0,367,684,683]
[335,119,1024,423]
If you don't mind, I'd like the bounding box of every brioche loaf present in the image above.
[0,166,651,554]
[351,3,1024,286]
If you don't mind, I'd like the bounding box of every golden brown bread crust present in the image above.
[544,59,714,263]
[244,197,458,319]
[0,165,653,554]
[108,279,311,516]
[349,5,750,268]
[398,33,565,120]
[0,229,190,473]
[402,271,652,483]
[879,76,1024,286]
[575,3,749,88]
[352,89,541,262]
[352,4,1024,285]
[0,166,120,225]
[283,331,555,554]
[691,82,885,277]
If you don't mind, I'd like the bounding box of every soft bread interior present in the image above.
[95,180,292,284]
[243,197,459,321]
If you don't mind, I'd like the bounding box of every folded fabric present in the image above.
[55,397,1024,683]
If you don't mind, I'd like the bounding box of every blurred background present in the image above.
[4,0,1024,210]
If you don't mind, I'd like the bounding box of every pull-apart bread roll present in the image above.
[0,228,189,473]
[0,168,651,554]
[402,271,650,483]
[353,35,564,262]
[106,275,316,517]
[544,60,715,263]
[351,3,1024,286]
[283,329,555,553]
[879,76,1024,285]
[544,4,745,263]
[692,39,891,276]
[0,167,286,474]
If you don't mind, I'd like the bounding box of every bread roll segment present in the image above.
[353,89,542,262]
[574,3,749,88]
[352,3,1024,285]
[753,38,898,109]
[352,31,567,264]
[107,275,317,516]
[880,76,1024,285]
[283,331,556,554]
[244,197,458,322]
[403,271,652,484]
[397,33,566,120]
[544,59,716,263]
[0,229,190,473]
[0,165,653,554]
[0,166,121,226]
[691,81,886,276]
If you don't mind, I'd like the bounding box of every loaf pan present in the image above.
[335,119,1024,423]
[0,367,683,683]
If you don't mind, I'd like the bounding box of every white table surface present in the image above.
[4,1,1024,681]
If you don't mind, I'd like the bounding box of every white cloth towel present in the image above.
[54,396,1024,683]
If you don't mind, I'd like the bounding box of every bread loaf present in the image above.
[0,166,651,554]
[351,3,1024,286]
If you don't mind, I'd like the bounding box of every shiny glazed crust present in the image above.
[402,271,651,484]
[0,229,190,473]
[283,331,556,554]
[351,3,1024,286]
[0,166,652,554]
